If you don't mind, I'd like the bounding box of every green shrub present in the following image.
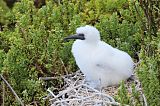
[0,0,10,24]
[137,34,160,106]
[135,1,160,105]
[116,81,130,105]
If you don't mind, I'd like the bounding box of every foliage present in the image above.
[116,81,130,105]
[0,50,5,73]
[136,0,160,105]
[131,83,142,106]
[137,34,160,105]
[115,81,142,106]
[0,0,159,105]
[0,0,10,24]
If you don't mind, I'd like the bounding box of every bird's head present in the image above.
[64,25,100,43]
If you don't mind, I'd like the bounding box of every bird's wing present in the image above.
[92,43,117,72]
[93,42,133,74]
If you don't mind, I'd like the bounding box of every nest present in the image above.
[43,70,147,106]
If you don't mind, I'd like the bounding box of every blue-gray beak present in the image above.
[64,33,85,42]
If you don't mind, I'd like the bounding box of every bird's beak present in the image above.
[64,33,85,42]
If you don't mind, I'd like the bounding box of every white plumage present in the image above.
[64,25,134,88]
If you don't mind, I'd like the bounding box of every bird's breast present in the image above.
[71,41,97,74]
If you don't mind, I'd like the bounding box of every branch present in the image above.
[142,93,148,106]
[39,77,58,81]
[0,75,24,106]
[2,82,5,106]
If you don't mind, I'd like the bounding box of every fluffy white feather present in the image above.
[68,25,134,88]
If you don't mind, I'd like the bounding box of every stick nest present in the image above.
[43,70,147,106]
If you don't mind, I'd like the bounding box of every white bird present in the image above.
[64,25,134,88]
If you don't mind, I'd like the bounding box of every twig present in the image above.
[0,75,24,106]
[80,100,120,106]
[53,98,82,104]
[39,77,58,81]
[50,84,83,101]
[2,81,5,106]
[47,88,56,98]
[60,58,68,75]
[142,93,148,106]
[133,72,148,106]
[53,97,120,106]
